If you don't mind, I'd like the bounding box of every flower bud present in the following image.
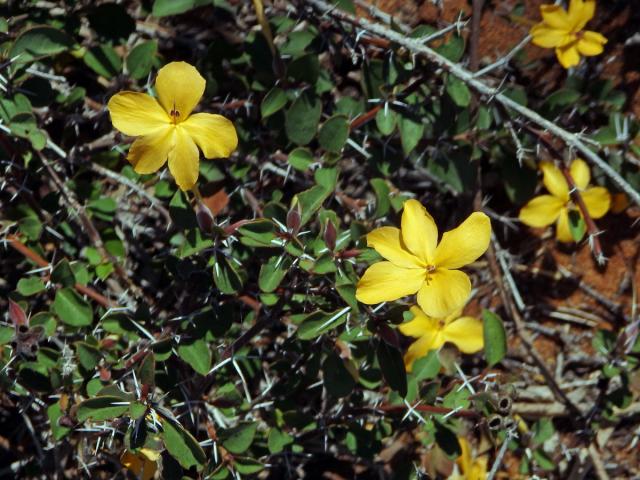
[286,204,301,235]
[324,220,337,251]
[195,199,216,233]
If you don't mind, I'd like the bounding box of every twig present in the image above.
[587,443,610,480]
[469,0,484,71]
[488,235,585,420]
[304,0,640,208]
[353,0,411,33]
[474,34,532,78]
[90,163,171,224]
[487,429,515,480]
[6,234,115,308]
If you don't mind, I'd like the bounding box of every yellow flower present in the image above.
[519,159,610,242]
[399,305,483,372]
[449,437,488,480]
[107,61,238,191]
[530,0,607,69]
[356,200,491,318]
[120,448,159,480]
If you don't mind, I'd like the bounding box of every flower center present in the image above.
[424,264,436,285]
[169,109,181,124]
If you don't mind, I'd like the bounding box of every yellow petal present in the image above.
[471,458,488,480]
[457,437,473,476]
[442,316,484,354]
[531,24,573,48]
[570,158,590,190]
[540,5,571,30]
[556,43,581,69]
[568,0,596,31]
[127,126,175,174]
[398,305,438,338]
[403,330,443,372]
[121,450,157,480]
[155,61,205,120]
[181,113,238,159]
[582,186,611,219]
[107,92,170,136]
[540,161,569,200]
[168,126,200,191]
[556,208,574,242]
[417,268,471,318]
[400,199,438,263]
[519,195,564,227]
[367,227,424,268]
[356,262,425,305]
[433,212,491,269]
[577,31,607,56]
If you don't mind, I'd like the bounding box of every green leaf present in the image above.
[436,34,465,62]
[410,350,440,381]
[287,53,320,85]
[399,116,424,155]
[285,91,322,146]
[152,0,210,17]
[532,418,555,447]
[293,167,338,226]
[259,255,292,293]
[10,26,73,64]
[18,216,42,240]
[288,147,314,171]
[126,41,158,80]
[238,219,278,247]
[177,338,211,375]
[221,422,258,454]
[369,178,390,218]
[169,190,198,230]
[446,76,472,107]
[84,45,122,79]
[318,115,350,153]
[16,277,46,296]
[213,255,244,294]
[434,421,461,458]
[52,288,93,327]
[51,259,76,287]
[375,107,397,135]
[48,402,71,440]
[482,310,507,367]
[137,352,156,387]
[267,428,293,454]
[568,210,586,242]
[297,307,350,340]
[161,416,206,471]
[77,396,130,422]
[261,87,288,119]
[75,341,102,370]
[376,340,407,397]
[323,351,356,398]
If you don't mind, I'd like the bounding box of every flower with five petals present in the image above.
[519,159,610,242]
[355,200,491,318]
[399,305,484,372]
[530,0,607,69]
[107,61,238,191]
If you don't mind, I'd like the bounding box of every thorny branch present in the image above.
[303,0,640,208]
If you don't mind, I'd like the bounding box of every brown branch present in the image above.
[350,105,381,130]
[469,0,485,71]
[6,234,115,308]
